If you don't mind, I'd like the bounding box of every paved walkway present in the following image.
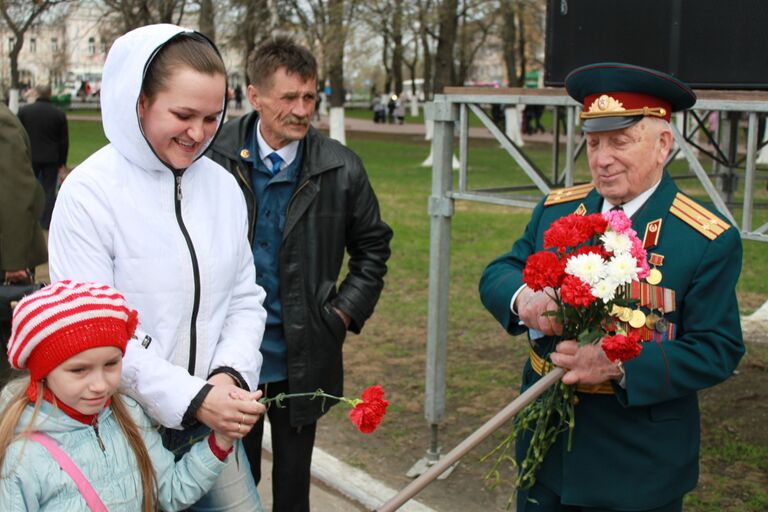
[259,421,435,511]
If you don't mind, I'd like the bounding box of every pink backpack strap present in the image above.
[28,432,108,512]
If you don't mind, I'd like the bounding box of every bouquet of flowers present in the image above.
[485,210,649,491]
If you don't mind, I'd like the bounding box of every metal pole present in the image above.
[378,368,565,512]
[743,113,758,232]
[408,95,456,477]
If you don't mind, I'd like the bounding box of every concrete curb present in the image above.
[262,422,436,512]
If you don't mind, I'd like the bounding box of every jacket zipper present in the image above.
[92,417,106,452]
[174,172,202,376]
[234,163,257,243]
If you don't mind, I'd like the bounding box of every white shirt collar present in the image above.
[256,119,299,169]
[600,179,662,218]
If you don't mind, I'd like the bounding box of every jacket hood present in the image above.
[100,24,225,172]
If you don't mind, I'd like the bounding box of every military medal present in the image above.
[655,317,669,333]
[618,307,633,323]
[645,313,660,329]
[629,309,647,328]
[646,253,665,285]
[646,268,662,285]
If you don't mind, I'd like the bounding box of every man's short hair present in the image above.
[35,84,52,99]
[247,36,317,90]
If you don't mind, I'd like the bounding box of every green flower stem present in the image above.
[259,388,360,408]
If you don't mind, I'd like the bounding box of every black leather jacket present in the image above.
[207,112,392,426]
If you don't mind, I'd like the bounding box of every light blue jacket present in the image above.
[0,395,226,511]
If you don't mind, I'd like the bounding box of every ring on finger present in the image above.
[241,413,246,425]
[237,422,242,434]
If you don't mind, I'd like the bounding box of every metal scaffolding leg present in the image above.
[407,95,458,480]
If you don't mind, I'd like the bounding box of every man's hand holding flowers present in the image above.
[550,340,624,385]
[515,286,563,336]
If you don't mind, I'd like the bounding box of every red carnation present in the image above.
[348,385,389,434]
[587,213,609,235]
[544,214,598,253]
[523,251,565,291]
[602,331,643,362]
[559,275,596,308]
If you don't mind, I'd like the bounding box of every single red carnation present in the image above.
[602,331,643,362]
[559,274,596,308]
[348,385,389,434]
[522,251,565,291]
[587,213,609,235]
[544,214,598,253]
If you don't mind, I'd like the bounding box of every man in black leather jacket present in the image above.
[206,37,392,512]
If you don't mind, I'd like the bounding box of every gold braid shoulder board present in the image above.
[544,183,595,207]
[669,193,731,240]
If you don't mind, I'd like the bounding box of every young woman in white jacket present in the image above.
[48,24,267,511]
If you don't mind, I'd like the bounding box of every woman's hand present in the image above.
[196,378,265,438]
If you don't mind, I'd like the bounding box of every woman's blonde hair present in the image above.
[0,378,158,512]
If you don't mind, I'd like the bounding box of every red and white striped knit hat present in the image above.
[7,280,139,382]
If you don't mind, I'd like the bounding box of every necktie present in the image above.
[610,204,624,212]
[267,152,283,175]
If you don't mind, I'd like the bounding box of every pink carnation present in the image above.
[603,209,633,234]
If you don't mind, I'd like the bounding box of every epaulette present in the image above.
[670,192,731,240]
[544,183,594,206]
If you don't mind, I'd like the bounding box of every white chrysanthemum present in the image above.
[605,253,639,284]
[601,231,633,255]
[564,253,606,286]
[592,277,621,303]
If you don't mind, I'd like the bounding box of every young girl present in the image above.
[0,281,239,511]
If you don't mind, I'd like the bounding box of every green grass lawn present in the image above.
[65,120,768,510]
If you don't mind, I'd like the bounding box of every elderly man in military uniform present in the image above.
[479,63,745,512]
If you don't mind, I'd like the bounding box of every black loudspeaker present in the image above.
[545,0,768,90]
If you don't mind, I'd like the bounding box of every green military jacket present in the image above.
[479,172,744,510]
[0,104,47,274]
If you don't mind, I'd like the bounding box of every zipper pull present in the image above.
[92,418,106,452]
[175,174,183,201]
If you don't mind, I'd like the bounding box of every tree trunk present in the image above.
[327,0,345,107]
[392,0,404,95]
[198,0,216,42]
[9,39,22,89]
[517,0,527,86]
[432,0,458,95]
[501,0,518,86]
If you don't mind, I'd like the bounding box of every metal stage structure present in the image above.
[410,86,768,477]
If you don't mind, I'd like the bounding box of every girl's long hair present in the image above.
[0,378,158,512]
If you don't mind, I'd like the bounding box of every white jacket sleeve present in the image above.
[208,197,266,390]
[49,173,207,428]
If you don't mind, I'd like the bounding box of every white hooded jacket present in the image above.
[49,24,266,428]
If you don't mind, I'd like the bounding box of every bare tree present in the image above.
[455,0,496,86]
[226,0,273,84]
[283,0,357,107]
[0,0,69,89]
[101,0,188,32]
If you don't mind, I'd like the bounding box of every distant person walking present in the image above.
[17,84,68,230]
